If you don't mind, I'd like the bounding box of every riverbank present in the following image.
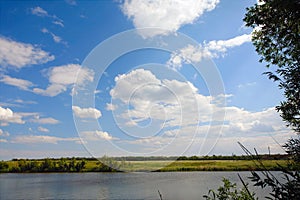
[0,157,292,172]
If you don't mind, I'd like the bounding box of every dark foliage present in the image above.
[244,0,300,133]
[8,158,86,173]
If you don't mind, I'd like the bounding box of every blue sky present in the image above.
[0,0,293,160]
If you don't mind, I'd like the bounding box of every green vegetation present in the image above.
[204,0,300,197]
[244,0,300,133]
[0,155,293,173]
[204,178,257,200]
[154,160,287,172]
[0,158,86,173]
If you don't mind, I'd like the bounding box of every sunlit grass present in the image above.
[120,160,288,172]
[2,159,289,172]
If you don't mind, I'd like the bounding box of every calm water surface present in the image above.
[0,172,274,199]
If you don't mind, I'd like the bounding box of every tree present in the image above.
[0,161,9,172]
[242,1,300,199]
[244,0,300,133]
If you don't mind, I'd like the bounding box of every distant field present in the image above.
[1,159,289,172]
[121,160,288,172]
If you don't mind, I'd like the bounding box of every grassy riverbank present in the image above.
[0,156,292,172]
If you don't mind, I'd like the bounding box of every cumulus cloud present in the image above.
[0,106,59,126]
[30,6,64,27]
[0,106,24,125]
[121,0,220,38]
[33,64,94,96]
[206,34,252,55]
[72,106,102,119]
[110,69,213,130]
[11,135,79,144]
[168,34,251,69]
[0,36,54,69]
[81,130,114,141]
[0,75,34,91]
[107,69,291,154]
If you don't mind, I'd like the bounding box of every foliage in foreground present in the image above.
[241,0,300,199]
[246,138,300,199]
[203,178,256,200]
[204,138,300,200]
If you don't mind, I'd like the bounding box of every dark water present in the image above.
[0,172,275,199]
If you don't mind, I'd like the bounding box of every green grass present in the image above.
[159,160,287,171]
[121,160,288,172]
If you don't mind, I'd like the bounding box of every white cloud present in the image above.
[168,34,251,69]
[0,106,59,126]
[0,128,9,137]
[0,36,54,69]
[167,44,211,70]
[65,0,77,6]
[205,34,252,55]
[0,139,8,143]
[81,130,114,141]
[30,116,59,124]
[0,99,37,108]
[0,106,24,125]
[106,103,118,111]
[0,75,34,91]
[121,0,220,38]
[41,28,66,45]
[14,99,37,105]
[30,6,64,27]
[110,69,213,130]
[72,106,102,119]
[108,69,291,155]
[257,0,265,6]
[11,135,79,144]
[0,64,94,97]
[237,82,257,89]
[33,84,66,97]
[52,20,64,27]
[31,6,48,17]
[38,126,49,132]
[33,64,94,96]
[48,64,93,85]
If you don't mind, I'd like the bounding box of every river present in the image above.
[0,172,275,199]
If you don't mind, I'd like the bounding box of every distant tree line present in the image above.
[103,154,289,161]
[0,158,86,173]
[0,154,291,173]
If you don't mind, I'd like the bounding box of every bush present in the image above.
[203,178,257,200]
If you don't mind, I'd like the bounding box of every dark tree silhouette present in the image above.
[244,0,300,133]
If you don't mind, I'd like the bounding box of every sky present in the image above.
[0,0,295,160]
